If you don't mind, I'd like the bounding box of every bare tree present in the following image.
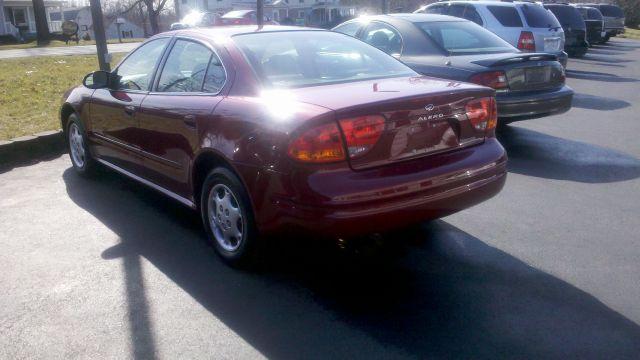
[32,0,50,45]
[105,0,170,35]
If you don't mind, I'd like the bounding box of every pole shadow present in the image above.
[497,126,640,183]
[63,167,640,359]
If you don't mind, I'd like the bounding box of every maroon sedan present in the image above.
[62,26,507,266]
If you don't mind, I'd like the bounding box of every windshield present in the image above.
[521,4,561,28]
[416,21,516,55]
[233,31,415,89]
[545,5,586,29]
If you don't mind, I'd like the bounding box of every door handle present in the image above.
[124,105,136,116]
[183,115,197,129]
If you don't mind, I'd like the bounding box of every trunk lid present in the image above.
[469,53,565,92]
[287,76,494,170]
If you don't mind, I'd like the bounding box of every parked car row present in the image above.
[415,1,625,58]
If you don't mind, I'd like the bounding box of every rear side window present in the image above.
[363,22,403,56]
[521,4,561,28]
[487,6,523,27]
[598,5,624,18]
[545,5,585,28]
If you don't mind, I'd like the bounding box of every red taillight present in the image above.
[288,122,345,163]
[338,115,385,158]
[465,97,498,133]
[469,71,508,90]
[517,31,536,52]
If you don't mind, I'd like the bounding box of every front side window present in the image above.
[333,21,361,37]
[362,22,402,56]
[116,38,170,91]
[417,21,516,55]
[423,4,446,14]
[157,39,213,92]
[463,6,483,25]
[233,31,414,89]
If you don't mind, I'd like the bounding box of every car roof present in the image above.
[365,13,465,22]
[425,0,524,6]
[162,25,325,39]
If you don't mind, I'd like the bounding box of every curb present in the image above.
[0,129,66,171]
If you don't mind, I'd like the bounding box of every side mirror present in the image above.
[83,70,117,89]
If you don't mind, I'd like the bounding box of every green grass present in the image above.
[621,27,640,40]
[0,53,124,140]
[0,38,144,50]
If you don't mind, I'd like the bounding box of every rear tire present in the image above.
[200,167,260,267]
[66,113,96,176]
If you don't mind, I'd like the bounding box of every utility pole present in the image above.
[257,0,264,27]
[174,0,181,20]
[89,0,110,71]
[381,0,387,14]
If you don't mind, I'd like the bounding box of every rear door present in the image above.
[136,38,227,198]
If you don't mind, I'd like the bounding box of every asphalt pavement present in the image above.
[1,38,639,359]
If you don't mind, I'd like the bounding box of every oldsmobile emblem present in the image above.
[424,104,435,111]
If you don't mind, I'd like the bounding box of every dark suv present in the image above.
[575,6,605,45]
[585,4,625,41]
[544,4,588,57]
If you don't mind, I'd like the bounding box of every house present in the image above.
[1,0,72,39]
[178,0,356,27]
[50,7,145,40]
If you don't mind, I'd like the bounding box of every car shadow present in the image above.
[580,53,633,64]
[597,41,640,50]
[572,93,631,111]
[565,69,638,83]
[62,168,640,358]
[585,48,628,56]
[497,126,640,183]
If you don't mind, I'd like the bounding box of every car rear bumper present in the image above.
[255,138,507,237]
[496,85,573,121]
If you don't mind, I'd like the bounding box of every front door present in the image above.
[89,37,170,172]
[137,38,227,198]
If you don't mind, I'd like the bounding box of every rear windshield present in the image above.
[416,21,516,55]
[587,8,603,20]
[487,6,523,27]
[233,31,415,89]
[521,4,561,28]
[598,5,624,18]
[545,5,586,28]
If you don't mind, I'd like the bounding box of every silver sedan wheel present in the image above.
[69,123,85,168]
[208,184,244,252]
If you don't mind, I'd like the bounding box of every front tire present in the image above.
[66,113,96,176]
[200,167,260,267]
